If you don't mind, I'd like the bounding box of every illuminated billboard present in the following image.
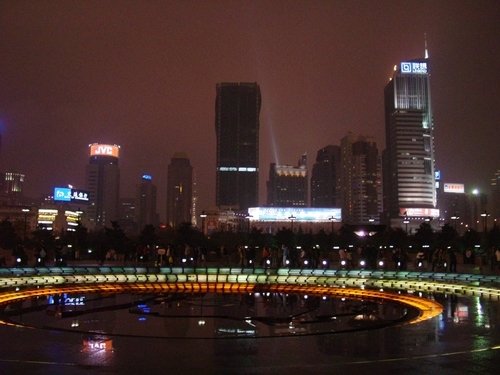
[400,208,440,218]
[248,207,341,222]
[443,183,465,194]
[89,143,120,158]
[54,187,90,203]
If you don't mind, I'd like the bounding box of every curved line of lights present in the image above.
[0,282,442,326]
[1,267,498,329]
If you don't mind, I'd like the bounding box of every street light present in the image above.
[245,214,253,233]
[328,216,336,233]
[403,218,410,234]
[200,211,207,235]
[22,208,30,243]
[451,215,460,232]
[480,211,489,233]
[288,215,296,232]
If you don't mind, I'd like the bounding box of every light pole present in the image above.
[245,214,252,233]
[403,217,409,235]
[289,215,296,232]
[199,212,207,236]
[328,216,336,233]
[480,211,489,233]
[22,208,30,243]
[451,215,460,233]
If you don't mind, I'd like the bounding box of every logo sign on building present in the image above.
[400,208,440,218]
[142,174,152,181]
[401,62,428,74]
[54,187,72,202]
[89,143,120,158]
[54,187,90,203]
[443,183,465,194]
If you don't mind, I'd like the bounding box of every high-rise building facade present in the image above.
[215,82,261,211]
[383,54,437,223]
[136,174,157,230]
[341,134,382,224]
[490,169,500,223]
[0,172,25,206]
[166,153,193,228]
[311,145,341,208]
[267,154,308,207]
[85,143,120,229]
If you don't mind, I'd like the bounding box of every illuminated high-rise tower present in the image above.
[383,51,437,224]
[267,154,308,207]
[215,82,261,211]
[85,143,120,228]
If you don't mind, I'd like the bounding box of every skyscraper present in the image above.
[85,143,120,229]
[166,153,193,228]
[383,53,437,223]
[136,174,158,230]
[215,82,261,211]
[267,154,308,207]
[311,145,341,208]
[0,172,25,206]
[341,133,382,224]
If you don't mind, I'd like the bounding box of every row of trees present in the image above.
[1,218,498,263]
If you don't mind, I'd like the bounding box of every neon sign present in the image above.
[401,62,428,74]
[54,187,90,203]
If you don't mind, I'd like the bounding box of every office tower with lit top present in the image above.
[267,154,308,207]
[85,143,120,229]
[0,172,25,206]
[166,153,193,228]
[311,145,341,208]
[215,82,261,211]
[383,49,437,224]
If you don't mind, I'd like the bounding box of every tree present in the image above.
[436,223,458,249]
[0,219,19,250]
[414,222,435,248]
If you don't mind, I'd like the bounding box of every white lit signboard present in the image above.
[248,207,341,222]
[401,62,428,74]
[54,187,90,203]
[443,183,465,194]
[400,208,440,218]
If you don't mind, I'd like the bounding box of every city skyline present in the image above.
[0,1,499,219]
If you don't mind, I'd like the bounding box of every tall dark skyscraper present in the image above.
[311,145,341,208]
[136,174,158,230]
[215,82,261,211]
[85,143,120,229]
[166,153,193,228]
[383,52,437,223]
[341,133,382,224]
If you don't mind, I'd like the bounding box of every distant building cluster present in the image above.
[0,52,497,237]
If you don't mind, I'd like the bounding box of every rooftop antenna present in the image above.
[424,33,429,59]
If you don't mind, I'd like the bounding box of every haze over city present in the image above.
[1,0,499,220]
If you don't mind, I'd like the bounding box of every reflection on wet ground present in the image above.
[0,294,500,375]
[0,290,498,374]
[3,291,417,338]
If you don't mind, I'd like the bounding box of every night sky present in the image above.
[1,1,499,220]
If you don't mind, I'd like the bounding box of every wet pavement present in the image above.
[0,288,499,374]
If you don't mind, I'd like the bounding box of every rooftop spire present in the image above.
[424,33,429,59]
